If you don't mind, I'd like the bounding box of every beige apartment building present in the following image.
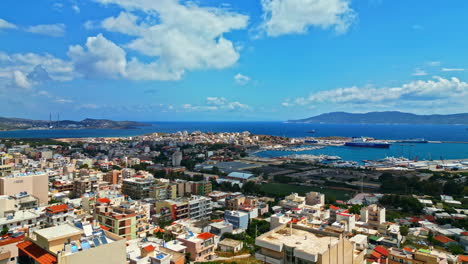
[255,224,365,264]
[17,223,126,264]
[0,172,48,205]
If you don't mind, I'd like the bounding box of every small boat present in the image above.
[396,138,428,143]
[307,130,316,133]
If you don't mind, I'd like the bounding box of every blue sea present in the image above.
[0,122,467,161]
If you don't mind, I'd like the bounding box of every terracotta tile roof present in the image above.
[329,205,339,210]
[143,245,155,253]
[97,198,111,204]
[0,235,25,246]
[99,225,110,231]
[17,240,57,264]
[459,255,468,262]
[370,251,382,259]
[461,232,468,236]
[403,247,414,252]
[409,217,422,223]
[197,232,215,240]
[433,235,455,244]
[45,204,72,214]
[374,246,388,257]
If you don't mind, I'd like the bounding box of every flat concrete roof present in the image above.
[256,227,339,256]
[35,224,83,241]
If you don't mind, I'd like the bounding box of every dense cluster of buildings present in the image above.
[0,132,467,264]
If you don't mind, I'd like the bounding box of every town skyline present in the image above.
[1,0,468,121]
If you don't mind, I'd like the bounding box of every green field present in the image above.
[260,183,355,200]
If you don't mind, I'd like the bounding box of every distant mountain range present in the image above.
[288,111,468,125]
[0,117,149,131]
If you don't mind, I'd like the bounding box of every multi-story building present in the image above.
[73,176,104,198]
[175,180,192,197]
[96,205,137,240]
[360,204,386,228]
[52,180,74,192]
[191,181,212,196]
[156,196,212,222]
[189,196,212,219]
[17,223,126,264]
[122,178,155,200]
[95,202,151,240]
[175,180,212,197]
[0,172,48,205]
[150,183,177,201]
[172,151,182,167]
[0,164,12,177]
[334,212,356,233]
[45,204,75,226]
[177,232,216,262]
[0,193,39,217]
[306,192,325,206]
[224,211,249,229]
[103,170,121,185]
[226,195,258,211]
[255,224,365,264]
[279,193,306,210]
[0,210,43,232]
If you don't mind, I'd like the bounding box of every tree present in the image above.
[447,244,464,255]
[1,226,8,235]
[427,231,434,243]
[185,253,191,263]
[443,180,464,196]
[400,226,409,236]
[326,195,337,205]
[348,204,363,214]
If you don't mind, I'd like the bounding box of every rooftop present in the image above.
[219,238,242,248]
[256,226,339,257]
[35,224,83,241]
[17,240,57,264]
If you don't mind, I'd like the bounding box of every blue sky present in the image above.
[0,0,467,121]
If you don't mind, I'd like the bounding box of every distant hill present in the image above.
[0,117,149,131]
[288,111,468,125]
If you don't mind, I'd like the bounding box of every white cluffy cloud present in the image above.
[12,70,32,89]
[283,76,468,107]
[26,24,66,37]
[92,0,249,80]
[183,97,249,112]
[68,34,127,79]
[260,0,356,37]
[0,18,16,30]
[0,51,74,91]
[234,73,251,85]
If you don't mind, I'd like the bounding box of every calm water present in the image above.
[255,143,468,162]
[0,122,467,141]
[0,122,467,161]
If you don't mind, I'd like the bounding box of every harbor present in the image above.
[254,136,468,172]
